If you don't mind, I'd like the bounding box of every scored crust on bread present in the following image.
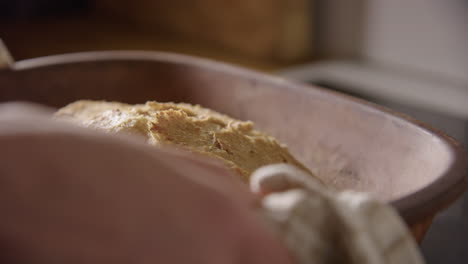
[55,100,317,182]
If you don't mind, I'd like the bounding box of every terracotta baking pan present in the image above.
[0,48,467,242]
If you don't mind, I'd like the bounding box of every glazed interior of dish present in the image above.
[0,54,460,209]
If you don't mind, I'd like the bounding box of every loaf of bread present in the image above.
[55,100,315,182]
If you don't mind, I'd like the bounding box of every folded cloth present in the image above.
[251,164,425,264]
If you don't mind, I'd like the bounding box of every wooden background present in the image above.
[95,0,313,62]
[0,0,314,70]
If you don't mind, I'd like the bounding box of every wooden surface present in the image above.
[95,0,313,62]
[0,16,293,72]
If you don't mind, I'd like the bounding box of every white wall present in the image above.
[363,0,468,84]
[317,0,468,84]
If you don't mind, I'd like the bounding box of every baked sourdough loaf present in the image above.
[55,100,314,182]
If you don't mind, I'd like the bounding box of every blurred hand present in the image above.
[0,102,292,264]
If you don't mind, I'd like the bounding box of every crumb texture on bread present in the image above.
[55,100,313,181]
